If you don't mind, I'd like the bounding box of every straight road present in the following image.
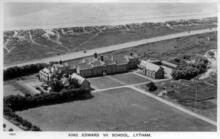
[5,28,217,69]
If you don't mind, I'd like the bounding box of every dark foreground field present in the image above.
[16,87,216,131]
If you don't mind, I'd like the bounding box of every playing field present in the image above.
[88,72,149,89]
[16,87,216,131]
[111,72,150,84]
[88,76,124,89]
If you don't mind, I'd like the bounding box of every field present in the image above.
[88,72,150,89]
[4,17,217,66]
[137,75,217,121]
[64,31,217,73]
[111,72,149,84]
[16,87,216,131]
[88,76,124,89]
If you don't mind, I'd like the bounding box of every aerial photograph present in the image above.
[3,2,217,132]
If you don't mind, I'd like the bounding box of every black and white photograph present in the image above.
[1,0,219,137]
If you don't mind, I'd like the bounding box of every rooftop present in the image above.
[115,56,129,65]
[91,60,104,67]
[77,63,93,70]
[161,60,177,68]
[140,60,161,71]
[124,53,138,60]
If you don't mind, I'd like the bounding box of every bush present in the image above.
[4,63,48,81]
[4,88,91,111]
[146,82,157,92]
[4,105,41,131]
[172,56,208,80]
[3,87,91,131]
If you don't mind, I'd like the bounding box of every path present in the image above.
[92,71,217,127]
[5,28,217,69]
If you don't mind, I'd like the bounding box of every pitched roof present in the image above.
[103,56,116,65]
[140,60,161,71]
[70,73,85,85]
[124,53,138,60]
[116,56,129,65]
[91,60,104,67]
[77,63,92,70]
[161,60,177,68]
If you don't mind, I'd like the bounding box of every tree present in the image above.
[146,82,157,91]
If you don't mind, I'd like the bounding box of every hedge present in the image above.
[4,88,91,131]
[4,105,41,131]
[4,63,48,81]
[4,88,91,111]
[171,56,208,80]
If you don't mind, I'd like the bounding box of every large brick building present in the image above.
[72,53,139,77]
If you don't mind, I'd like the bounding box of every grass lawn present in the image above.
[4,19,216,66]
[16,87,216,131]
[138,77,217,121]
[111,72,150,84]
[88,76,124,89]
[3,84,24,97]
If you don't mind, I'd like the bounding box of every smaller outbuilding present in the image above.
[139,60,165,79]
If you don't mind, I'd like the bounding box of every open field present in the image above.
[16,87,216,131]
[111,72,150,84]
[4,17,217,66]
[64,31,217,74]
[88,72,150,90]
[137,75,217,121]
[88,76,124,89]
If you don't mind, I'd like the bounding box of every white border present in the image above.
[0,0,219,139]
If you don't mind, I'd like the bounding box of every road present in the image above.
[4,28,217,69]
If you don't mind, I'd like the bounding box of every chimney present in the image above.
[100,55,104,61]
[94,52,98,59]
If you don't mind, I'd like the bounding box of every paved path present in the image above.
[5,28,217,69]
[92,72,217,127]
[129,86,216,126]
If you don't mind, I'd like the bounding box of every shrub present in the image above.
[146,82,157,92]
[4,88,91,111]
[172,56,208,80]
[4,63,48,80]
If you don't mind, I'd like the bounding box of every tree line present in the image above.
[4,63,48,81]
[4,87,91,131]
[171,56,209,80]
